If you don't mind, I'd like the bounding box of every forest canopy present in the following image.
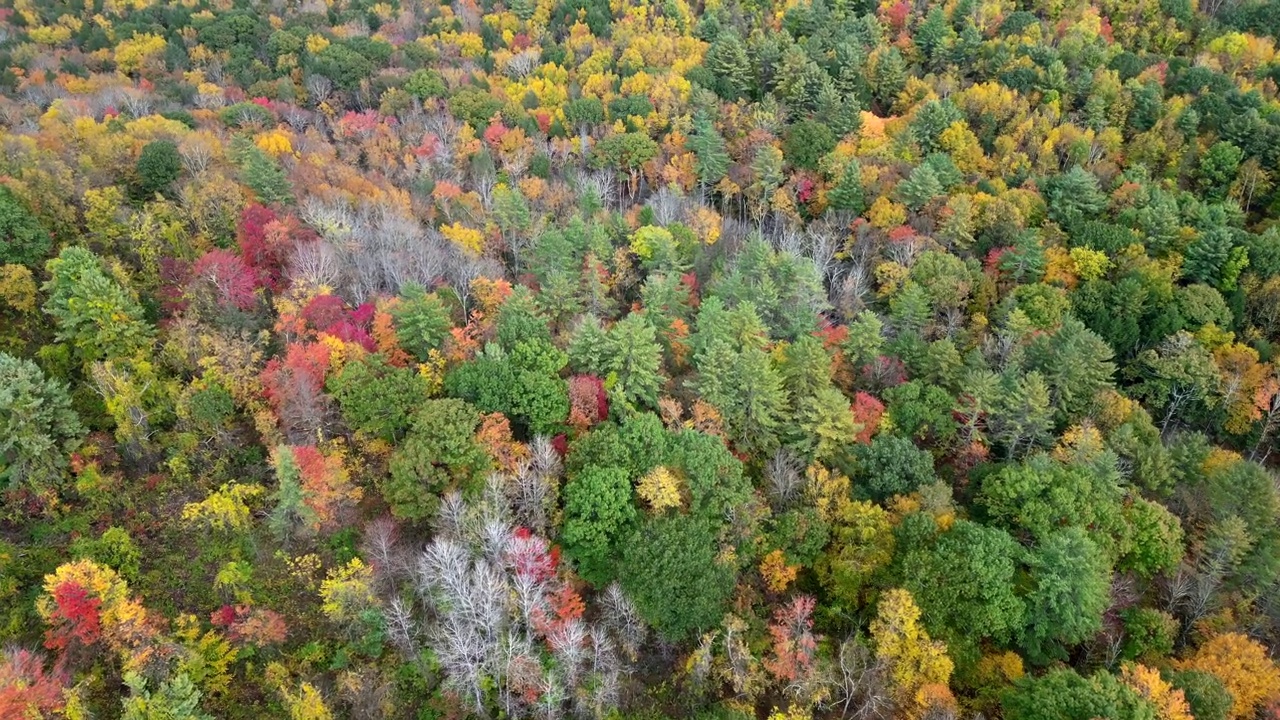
[2,0,1280,717]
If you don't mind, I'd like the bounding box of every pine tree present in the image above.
[828,161,865,215]
[606,312,665,411]
[705,32,753,100]
[687,112,730,189]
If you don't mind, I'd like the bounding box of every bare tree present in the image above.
[821,640,894,720]
[392,491,639,718]
[288,240,344,289]
[765,449,805,510]
[305,74,333,106]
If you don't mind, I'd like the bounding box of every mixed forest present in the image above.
[6,0,1280,717]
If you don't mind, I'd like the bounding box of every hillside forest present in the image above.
[5,0,1280,718]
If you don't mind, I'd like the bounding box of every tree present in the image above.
[0,186,52,266]
[895,164,945,210]
[896,519,1025,648]
[1021,528,1112,664]
[1002,669,1157,720]
[121,672,212,720]
[783,120,836,171]
[310,43,374,91]
[43,247,153,365]
[1136,332,1220,433]
[687,112,730,189]
[827,160,866,215]
[591,133,659,195]
[1197,142,1243,200]
[988,371,1055,458]
[133,140,182,201]
[692,299,788,456]
[871,588,954,718]
[1024,316,1116,420]
[1177,633,1280,719]
[233,140,292,205]
[605,312,665,411]
[852,436,937,501]
[1164,670,1232,720]
[0,353,84,491]
[328,354,431,441]
[390,283,452,362]
[0,648,65,717]
[704,32,752,99]
[620,515,736,641]
[1120,499,1184,579]
[819,499,895,608]
[1122,664,1193,720]
[383,400,489,521]
[403,69,446,100]
[1042,166,1107,228]
[561,465,636,585]
[1184,227,1237,288]
[978,453,1125,551]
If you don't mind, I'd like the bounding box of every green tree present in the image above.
[853,435,937,501]
[383,399,489,521]
[621,515,736,641]
[310,43,374,91]
[590,133,660,189]
[70,526,142,582]
[328,354,431,441]
[827,160,866,215]
[895,164,945,210]
[268,444,312,541]
[568,314,612,375]
[687,112,730,188]
[1120,498,1184,579]
[872,47,907,107]
[1183,227,1236,287]
[1042,166,1107,228]
[43,247,153,365]
[693,302,788,457]
[122,672,212,720]
[1,351,84,490]
[978,453,1125,552]
[896,518,1026,648]
[390,283,452,362]
[605,312,665,411]
[233,139,292,205]
[1164,670,1232,720]
[1002,669,1156,720]
[561,465,636,585]
[782,119,836,171]
[704,31,752,99]
[1021,528,1112,664]
[1197,141,1243,200]
[989,371,1055,458]
[133,140,182,201]
[1024,316,1116,420]
[403,69,446,100]
[0,186,52,266]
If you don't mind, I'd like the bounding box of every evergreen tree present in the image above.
[687,112,730,188]
[605,312,665,411]
[827,160,867,214]
[43,247,154,366]
[704,32,753,99]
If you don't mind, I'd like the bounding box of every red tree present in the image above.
[190,249,258,310]
[0,649,64,718]
[43,582,101,653]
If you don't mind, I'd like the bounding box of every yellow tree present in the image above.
[870,588,954,718]
[1121,664,1192,720]
[1177,632,1280,719]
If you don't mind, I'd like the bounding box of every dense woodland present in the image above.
[4,0,1280,717]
